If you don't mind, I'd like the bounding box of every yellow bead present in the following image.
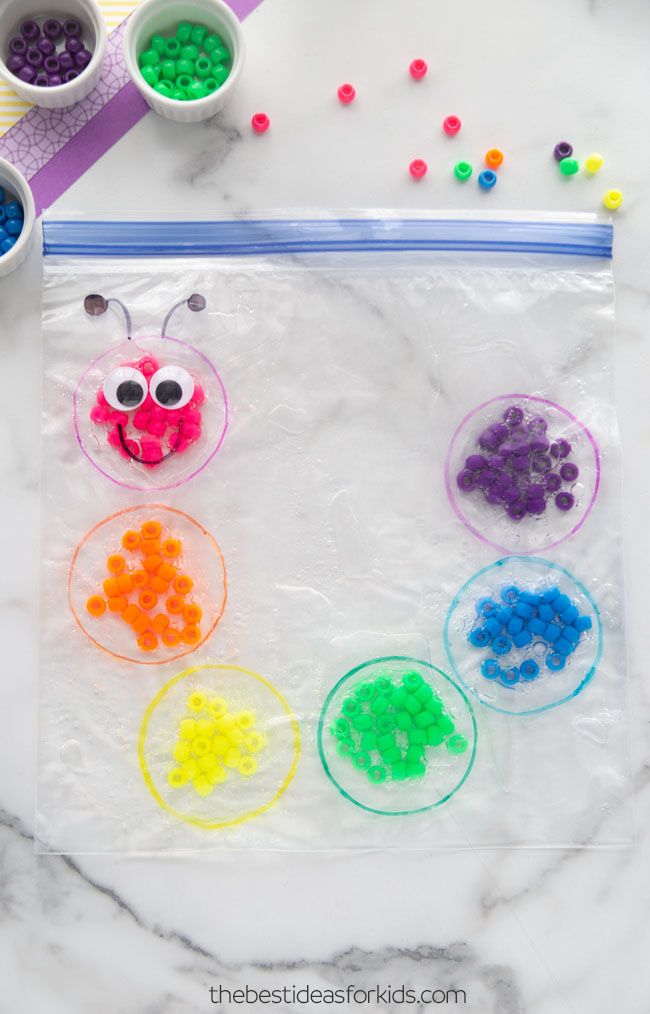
[198,753,218,773]
[224,748,241,768]
[173,741,191,763]
[187,690,207,713]
[191,735,212,757]
[584,153,603,174]
[238,756,257,777]
[196,718,216,737]
[235,710,255,730]
[207,764,227,785]
[216,714,235,734]
[246,731,265,753]
[227,727,245,746]
[181,759,200,779]
[179,718,197,740]
[168,767,187,787]
[207,696,228,718]
[603,188,623,210]
[193,776,213,797]
[212,734,229,756]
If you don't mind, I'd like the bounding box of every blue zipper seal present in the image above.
[42,217,613,259]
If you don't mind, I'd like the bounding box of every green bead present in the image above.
[212,63,230,85]
[374,676,393,696]
[354,681,375,702]
[367,765,387,784]
[425,696,443,715]
[352,713,373,732]
[406,761,426,779]
[414,710,435,729]
[332,717,350,739]
[175,21,193,43]
[203,77,219,94]
[342,697,360,717]
[203,33,225,53]
[179,44,199,61]
[389,687,407,709]
[559,157,579,176]
[391,761,407,781]
[353,751,371,770]
[381,746,402,765]
[414,683,433,705]
[153,80,173,96]
[171,90,187,101]
[370,695,388,716]
[360,731,377,751]
[402,670,423,692]
[150,34,166,54]
[139,49,160,67]
[404,694,422,716]
[408,728,426,745]
[210,46,230,65]
[396,711,413,731]
[176,58,195,77]
[140,65,160,87]
[447,734,468,755]
[406,745,424,765]
[160,59,177,81]
[375,714,396,734]
[336,740,353,757]
[175,73,193,92]
[438,714,455,735]
[454,161,473,181]
[190,24,208,46]
[164,37,181,57]
[426,725,445,746]
[376,732,396,752]
[186,81,209,100]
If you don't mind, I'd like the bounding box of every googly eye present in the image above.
[150,366,195,410]
[102,367,148,411]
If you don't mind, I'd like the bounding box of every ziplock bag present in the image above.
[37,212,631,853]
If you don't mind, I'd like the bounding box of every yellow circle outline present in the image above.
[138,663,302,830]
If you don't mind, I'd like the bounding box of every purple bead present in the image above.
[17,65,36,83]
[457,469,477,492]
[512,455,529,472]
[75,48,92,70]
[544,471,562,492]
[554,141,573,161]
[550,438,571,459]
[465,454,486,471]
[58,51,74,70]
[526,498,547,515]
[63,19,82,38]
[477,468,497,490]
[44,55,59,73]
[525,483,545,499]
[532,452,552,473]
[492,471,511,492]
[507,501,527,521]
[21,20,40,42]
[66,37,82,54]
[7,54,26,73]
[9,36,28,56]
[37,37,55,56]
[43,19,63,41]
[502,485,520,504]
[64,69,79,83]
[559,462,579,482]
[530,434,550,452]
[503,405,524,427]
[34,73,48,87]
[528,414,548,432]
[486,453,506,469]
[555,491,575,511]
[26,48,44,67]
[479,425,507,451]
[48,73,63,86]
[485,490,502,505]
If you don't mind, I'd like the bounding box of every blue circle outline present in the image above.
[443,556,603,717]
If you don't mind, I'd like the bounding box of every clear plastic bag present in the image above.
[37,212,631,853]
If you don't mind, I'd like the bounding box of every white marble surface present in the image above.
[2,0,650,1010]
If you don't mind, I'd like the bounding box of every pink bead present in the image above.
[251,112,270,133]
[139,437,163,462]
[191,383,205,406]
[108,410,129,427]
[136,355,158,376]
[183,422,201,442]
[183,407,202,426]
[95,389,108,407]
[147,418,167,437]
[337,83,355,105]
[149,405,165,422]
[409,159,428,180]
[409,58,427,80]
[133,409,150,430]
[107,427,138,459]
[442,115,461,136]
[90,404,110,424]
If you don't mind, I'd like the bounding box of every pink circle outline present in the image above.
[73,335,229,492]
[443,393,601,555]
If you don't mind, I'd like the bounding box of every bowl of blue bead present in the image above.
[0,157,35,278]
[0,0,107,109]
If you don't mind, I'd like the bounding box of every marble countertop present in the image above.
[2,0,650,1010]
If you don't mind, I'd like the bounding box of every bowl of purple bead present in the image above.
[445,394,601,554]
[0,0,107,108]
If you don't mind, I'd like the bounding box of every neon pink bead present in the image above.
[95,389,108,407]
[337,83,355,105]
[90,404,110,424]
[183,407,202,426]
[147,418,167,437]
[133,409,150,431]
[251,112,270,133]
[409,159,428,180]
[409,58,427,80]
[139,436,163,462]
[443,115,461,136]
[107,410,129,428]
[107,427,138,460]
[191,383,205,406]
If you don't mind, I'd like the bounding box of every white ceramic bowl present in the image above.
[0,0,107,109]
[0,156,36,278]
[124,0,245,123]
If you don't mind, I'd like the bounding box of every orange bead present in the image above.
[86,595,106,617]
[181,624,201,645]
[151,613,170,634]
[141,538,161,556]
[131,569,149,588]
[161,627,181,647]
[121,603,140,625]
[149,575,169,594]
[116,573,134,594]
[140,520,162,540]
[103,577,120,598]
[183,603,202,624]
[485,147,504,170]
[138,589,158,611]
[165,594,184,615]
[132,613,151,635]
[161,537,182,558]
[156,562,176,582]
[121,530,140,552]
[173,574,193,595]
[137,631,158,653]
[106,554,126,575]
[143,554,163,573]
[108,595,128,613]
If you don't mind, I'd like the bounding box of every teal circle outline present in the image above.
[443,556,603,717]
[317,655,478,816]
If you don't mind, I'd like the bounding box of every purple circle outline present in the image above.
[73,335,229,492]
[443,392,601,555]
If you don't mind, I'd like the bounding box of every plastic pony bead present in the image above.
[559,158,579,176]
[584,153,603,174]
[409,159,428,180]
[442,115,461,136]
[409,58,427,80]
[485,148,504,170]
[337,83,355,104]
[454,161,472,181]
[251,112,270,132]
[478,169,497,190]
[553,141,573,161]
[603,189,623,210]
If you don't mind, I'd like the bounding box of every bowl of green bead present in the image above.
[124,0,244,122]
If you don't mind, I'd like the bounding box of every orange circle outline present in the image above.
[68,503,228,666]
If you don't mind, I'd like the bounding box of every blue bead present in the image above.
[514,602,533,620]
[499,666,520,686]
[519,591,540,606]
[501,585,519,604]
[541,586,560,602]
[4,201,23,220]
[574,615,593,633]
[507,616,524,636]
[563,625,580,645]
[477,596,497,617]
[559,604,578,625]
[481,658,501,680]
[469,628,490,648]
[553,593,570,614]
[496,607,512,626]
[484,617,502,638]
[5,219,22,237]
[492,635,512,656]
[513,629,533,649]
[0,226,8,242]
[0,237,16,254]
[0,207,5,224]
[546,651,565,671]
[520,659,540,680]
[554,637,574,656]
[528,617,546,636]
[545,622,561,643]
[537,603,554,622]
[478,169,497,190]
